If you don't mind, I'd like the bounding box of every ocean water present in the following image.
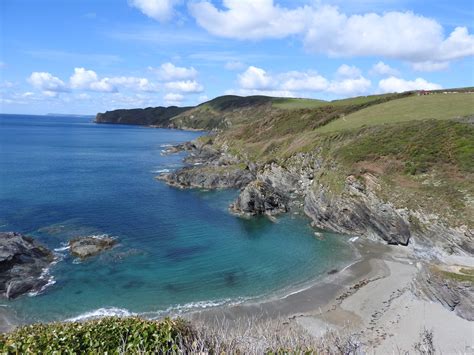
[0,114,353,323]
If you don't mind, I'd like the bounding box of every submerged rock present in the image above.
[0,232,55,299]
[69,236,117,259]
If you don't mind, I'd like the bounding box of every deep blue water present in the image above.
[0,114,353,323]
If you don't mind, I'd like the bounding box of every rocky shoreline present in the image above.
[0,232,55,300]
[157,138,474,320]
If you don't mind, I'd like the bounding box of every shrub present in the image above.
[0,317,197,354]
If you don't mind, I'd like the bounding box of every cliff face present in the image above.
[95,106,191,127]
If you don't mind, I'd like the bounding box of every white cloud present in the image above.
[189,0,312,40]
[370,61,399,76]
[238,66,274,89]
[189,2,474,64]
[225,60,245,71]
[108,76,158,92]
[165,80,204,93]
[378,76,442,93]
[28,72,69,92]
[280,71,328,91]
[225,88,296,97]
[306,10,474,63]
[411,61,449,72]
[233,65,371,97]
[128,0,179,22]
[164,92,184,105]
[328,77,372,95]
[150,62,198,80]
[70,67,99,89]
[336,64,362,78]
[70,68,157,93]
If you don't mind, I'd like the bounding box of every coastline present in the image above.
[186,238,474,354]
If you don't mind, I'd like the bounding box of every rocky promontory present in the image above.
[0,232,55,299]
[69,236,117,259]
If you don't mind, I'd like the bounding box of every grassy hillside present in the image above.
[95,106,191,126]
[317,93,474,133]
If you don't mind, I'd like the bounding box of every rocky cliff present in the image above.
[95,106,191,126]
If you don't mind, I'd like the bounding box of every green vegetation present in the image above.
[272,97,328,109]
[317,93,474,133]
[431,266,474,284]
[0,317,196,354]
[335,120,474,175]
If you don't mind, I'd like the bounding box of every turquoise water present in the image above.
[0,114,353,323]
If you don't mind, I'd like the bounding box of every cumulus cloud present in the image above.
[128,0,179,22]
[189,1,474,65]
[189,0,311,40]
[165,80,203,93]
[164,92,184,105]
[411,61,449,72]
[238,66,274,89]
[150,62,198,80]
[378,76,442,93]
[370,61,399,76]
[336,64,362,78]
[233,65,371,97]
[70,68,157,93]
[328,77,372,95]
[279,71,328,91]
[28,72,69,93]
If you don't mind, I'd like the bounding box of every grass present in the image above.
[317,93,474,133]
[272,97,328,109]
[335,120,474,175]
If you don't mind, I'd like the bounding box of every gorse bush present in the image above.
[0,317,197,354]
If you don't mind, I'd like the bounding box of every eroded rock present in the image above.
[0,232,55,299]
[69,236,117,259]
[231,180,289,216]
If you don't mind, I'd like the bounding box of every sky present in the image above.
[0,0,473,115]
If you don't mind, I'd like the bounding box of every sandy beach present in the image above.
[189,239,474,354]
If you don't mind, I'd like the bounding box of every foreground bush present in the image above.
[0,317,196,354]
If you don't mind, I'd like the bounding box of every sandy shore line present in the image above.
[188,239,474,354]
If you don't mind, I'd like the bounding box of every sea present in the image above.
[0,114,353,323]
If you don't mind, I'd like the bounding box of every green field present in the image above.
[316,93,474,133]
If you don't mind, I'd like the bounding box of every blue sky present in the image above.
[1,0,473,115]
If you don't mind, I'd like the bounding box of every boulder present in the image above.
[69,236,117,259]
[231,180,289,216]
[0,232,55,299]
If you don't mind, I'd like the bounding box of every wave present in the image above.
[65,297,250,322]
[28,265,57,297]
[151,168,170,173]
[66,307,137,322]
[160,144,173,148]
[54,244,70,252]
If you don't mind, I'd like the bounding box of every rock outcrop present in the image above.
[69,236,117,259]
[415,265,474,320]
[157,139,254,189]
[0,232,55,299]
[158,166,253,189]
[304,175,411,245]
[230,180,289,216]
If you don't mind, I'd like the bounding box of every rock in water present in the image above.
[69,236,117,259]
[231,180,289,216]
[0,232,55,299]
